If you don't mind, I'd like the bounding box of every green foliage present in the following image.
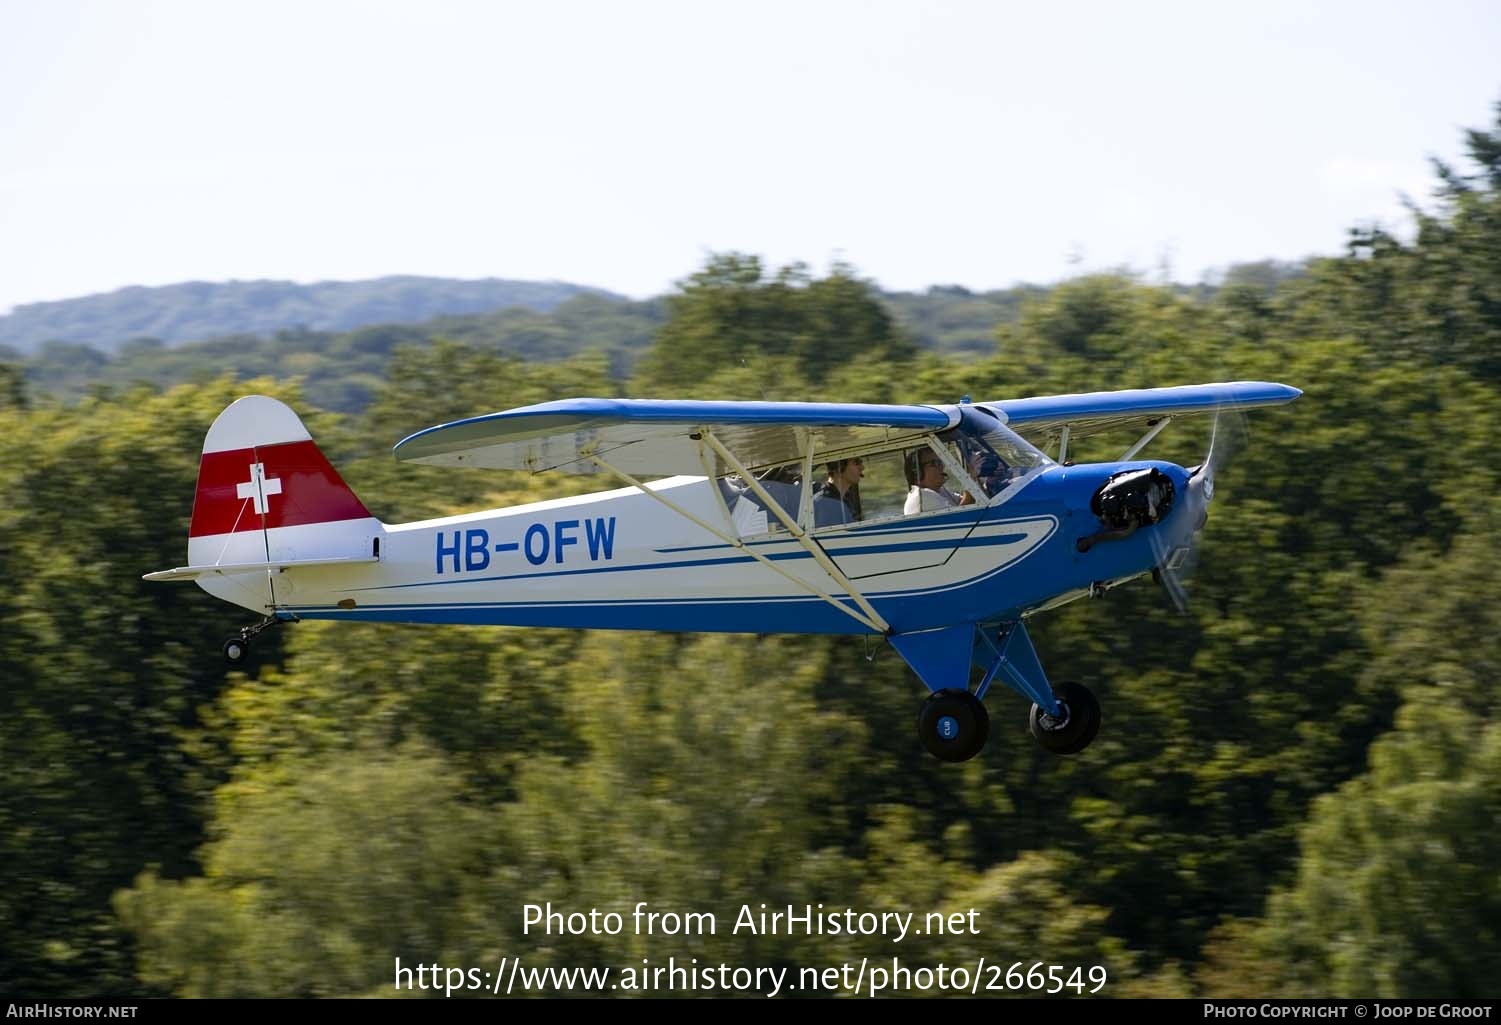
[1257,690,1501,998]
[1280,102,1501,382]
[118,745,497,997]
[1359,503,1501,720]
[0,381,292,994]
[206,621,583,804]
[633,254,916,395]
[1217,501,1501,999]
[0,360,26,409]
[880,284,1041,357]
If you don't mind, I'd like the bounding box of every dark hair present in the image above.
[825,460,863,520]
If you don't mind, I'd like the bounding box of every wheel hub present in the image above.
[1028,682,1101,756]
[1037,701,1072,732]
[916,689,990,762]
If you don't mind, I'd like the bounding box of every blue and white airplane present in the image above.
[146,382,1300,761]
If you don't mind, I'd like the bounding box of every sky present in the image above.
[1,0,1498,313]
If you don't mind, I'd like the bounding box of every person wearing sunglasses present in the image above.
[904,448,975,514]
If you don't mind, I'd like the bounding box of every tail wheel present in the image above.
[917,688,990,762]
[1029,681,1101,755]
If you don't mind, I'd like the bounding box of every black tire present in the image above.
[1029,681,1101,755]
[222,637,247,665]
[917,688,990,762]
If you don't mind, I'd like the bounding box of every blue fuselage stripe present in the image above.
[358,529,1026,593]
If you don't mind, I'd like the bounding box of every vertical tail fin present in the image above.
[182,396,382,612]
[190,395,371,540]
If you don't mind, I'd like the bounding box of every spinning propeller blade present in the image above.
[1189,406,1246,498]
[1154,409,1249,613]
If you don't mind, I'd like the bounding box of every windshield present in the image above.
[954,407,1054,500]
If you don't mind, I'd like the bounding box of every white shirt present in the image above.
[904,485,961,515]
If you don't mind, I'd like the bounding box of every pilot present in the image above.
[904,449,974,514]
[815,457,864,522]
[971,452,1014,497]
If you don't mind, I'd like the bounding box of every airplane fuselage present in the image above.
[200,460,1197,636]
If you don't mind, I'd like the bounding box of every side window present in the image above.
[851,450,911,523]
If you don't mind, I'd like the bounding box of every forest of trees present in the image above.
[2,105,1499,999]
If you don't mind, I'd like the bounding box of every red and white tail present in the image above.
[147,396,384,614]
[189,395,372,546]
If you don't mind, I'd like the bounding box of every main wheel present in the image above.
[222,637,248,665]
[917,688,990,762]
[1028,681,1101,755]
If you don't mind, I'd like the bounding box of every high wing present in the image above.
[392,384,1300,477]
[394,398,957,476]
[981,381,1301,455]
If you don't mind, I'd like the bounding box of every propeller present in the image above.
[1189,403,1246,501]
[1151,407,1248,613]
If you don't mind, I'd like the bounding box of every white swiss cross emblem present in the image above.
[236,462,284,514]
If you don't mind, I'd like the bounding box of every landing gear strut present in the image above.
[221,615,290,665]
[895,621,1104,761]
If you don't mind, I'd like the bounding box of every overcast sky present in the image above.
[1,0,1497,313]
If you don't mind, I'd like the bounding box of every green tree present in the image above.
[117,745,497,997]
[1281,100,1501,381]
[1257,689,1501,997]
[0,380,290,995]
[0,360,26,409]
[635,254,915,395]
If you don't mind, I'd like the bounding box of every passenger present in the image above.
[904,449,974,514]
[816,457,864,522]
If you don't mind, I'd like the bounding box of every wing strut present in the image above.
[699,430,891,634]
[1119,417,1172,460]
[584,450,889,635]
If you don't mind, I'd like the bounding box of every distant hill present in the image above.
[0,276,624,354]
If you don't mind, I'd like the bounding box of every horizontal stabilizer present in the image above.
[143,554,379,583]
